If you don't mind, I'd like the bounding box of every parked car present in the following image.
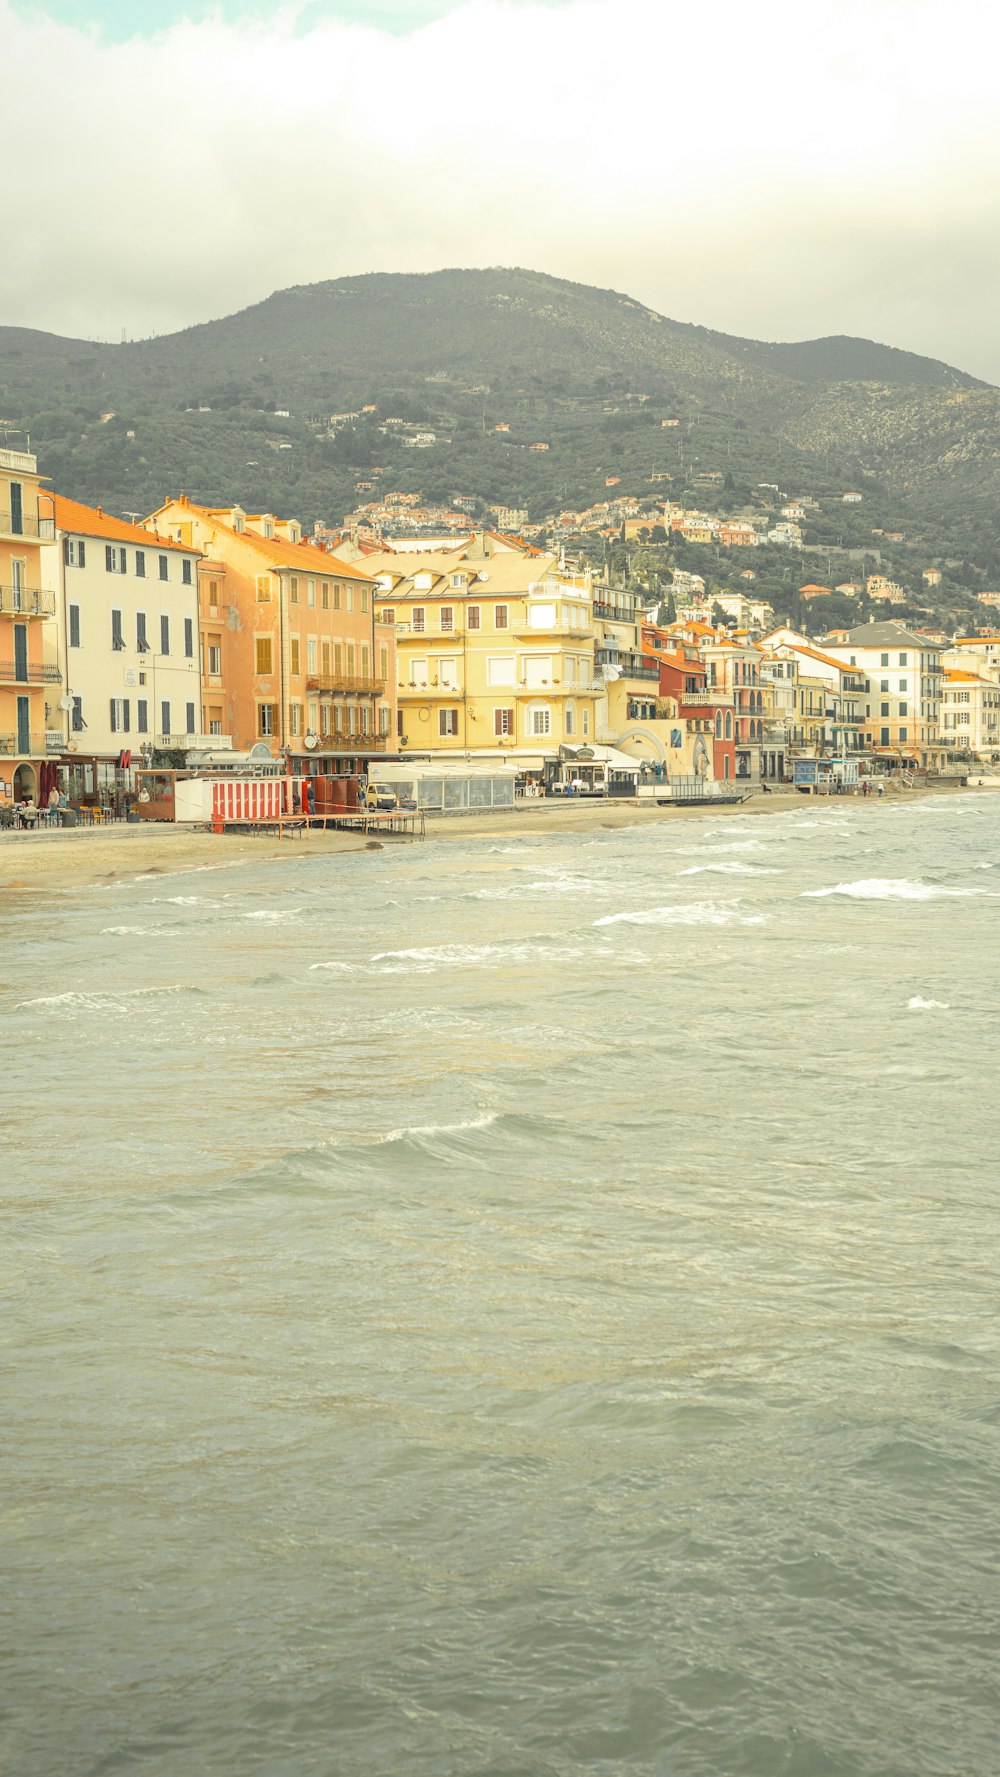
[363,785,397,812]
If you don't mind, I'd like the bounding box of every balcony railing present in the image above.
[0,732,47,756]
[46,730,64,751]
[682,690,734,706]
[0,661,61,684]
[0,513,56,542]
[0,446,39,474]
[306,674,386,695]
[0,587,57,616]
[303,733,389,752]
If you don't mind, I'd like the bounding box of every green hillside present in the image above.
[2,268,998,602]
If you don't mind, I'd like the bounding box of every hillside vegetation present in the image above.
[2,268,998,594]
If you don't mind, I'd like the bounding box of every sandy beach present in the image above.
[0,785,969,893]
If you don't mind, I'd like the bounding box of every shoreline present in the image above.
[0,783,976,895]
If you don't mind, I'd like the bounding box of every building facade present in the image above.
[0,441,59,803]
[43,496,203,797]
[822,622,943,767]
[367,534,596,765]
[147,499,395,776]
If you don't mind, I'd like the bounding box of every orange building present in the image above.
[146,499,396,776]
[0,439,58,805]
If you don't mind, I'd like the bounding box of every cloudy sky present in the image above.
[5,0,1000,380]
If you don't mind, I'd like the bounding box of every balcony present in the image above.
[0,660,61,684]
[0,446,39,474]
[682,689,734,706]
[0,513,56,543]
[307,732,389,752]
[0,732,47,756]
[0,586,57,616]
[156,733,233,750]
[46,730,64,752]
[514,618,587,639]
[595,649,660,682]
[306,674,386,696]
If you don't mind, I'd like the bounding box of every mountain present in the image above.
[2,267,998,586]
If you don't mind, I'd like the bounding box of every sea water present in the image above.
[3,793,1000,1776]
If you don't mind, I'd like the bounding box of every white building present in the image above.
[820,621,944,766]
[44,496,203,791]
[940,670,1000,758]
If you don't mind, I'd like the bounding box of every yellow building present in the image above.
[0,439,58,804]
[365,534,597,763]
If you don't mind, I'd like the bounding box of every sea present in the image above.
[4,791,1000,1777]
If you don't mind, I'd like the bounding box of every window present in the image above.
[71,695,85,732]
[487,656,516,687]
[467,605,481,630]
[136,613,148,652]
[161,700,171,736]
[725,711,732,739]
[529,705,551,737]
[255,637,273,674]
[450,573,465,589]
[63,538,86,567]
[881,680,889,692]
[307,638,317,673]
[899,679,908,692]
[110,697,130,733]
[881,726,890,746]
[135,550,146,578]
[899,727,908,741]
[899,653,908,666]
[379,645,389,680]
[290,577,299,604]
[307,580,316,608]
[412,607,426,632]
[160,615,170,656]
[582,708,590,737]
[69,604,80,648]
[321,642,331,676]
[158,555,168,582]
[361,644,371,677]
[182,559,192,586]
[438,657,458,689]
[289,703,301,736]
[184,618,194,659]
[186,702,196,734]
[360,588,368,614]
[111,609,124,651]
[256,576,272,602]
[321,582,330,610]
[290,638,300,675]
[137,699,148,734]
[409,657,428,685]
[565,704,576,736]
[494,604,509,629]
[332,583,341,611]
[881,653,889,667]
[345,586,354,612]
[899,702,908,717]
[258,704,275,736]
[494,707,514,737]
[439,708,459,736]
[105,545,126,573]
[208,644,222,677]
[440,606,454,631]
[207,578,220,611]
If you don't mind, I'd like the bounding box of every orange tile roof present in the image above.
[53,493,195,553]
[161,500,373,581]
[786,643,862,675]
[944,670,991,684]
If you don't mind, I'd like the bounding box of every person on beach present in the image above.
[877,781,885,799]
[306,780,315,817]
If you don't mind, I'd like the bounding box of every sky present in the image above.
[5,0,1000,382]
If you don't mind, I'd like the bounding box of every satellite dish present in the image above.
[303,732,318,750]
[58,694,73,711]
[477,570,489,581]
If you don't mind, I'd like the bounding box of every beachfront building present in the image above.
[0,438,58,805]
[367,533,597,767]
[651,634,737,783]
[592,582,661,739]
[700,636,764,783]
[760,633,870,761]
[146,499,396,779]
[940,670,1000,759]
[821,622,944,768]
[42,497,203,801]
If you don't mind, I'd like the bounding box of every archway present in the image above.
[613,724,668,764]
[13,763,37,801]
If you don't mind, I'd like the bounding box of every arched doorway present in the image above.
[13,763,37,801]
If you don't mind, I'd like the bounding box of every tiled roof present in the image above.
[53,494,195,553]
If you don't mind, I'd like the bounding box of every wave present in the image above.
[678,862,777,877]
[18,984,192,1010]
[908,997,951,1010]
[594,901,765,928]
[371,1112,499,1146]
[803,878,988,901]
[243,908,302,921]
[314,935,608,975]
